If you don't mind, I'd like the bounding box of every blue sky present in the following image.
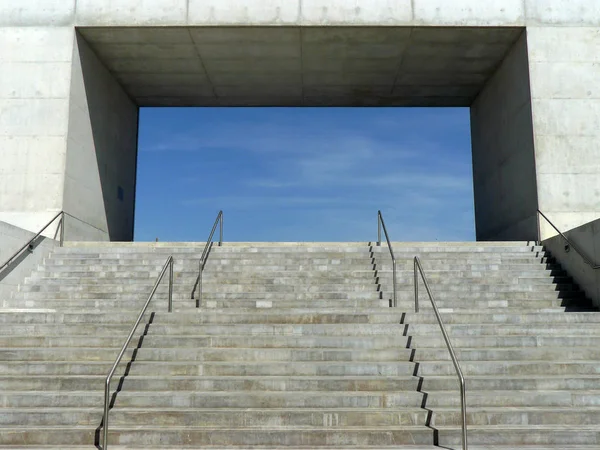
[134,108,475,242]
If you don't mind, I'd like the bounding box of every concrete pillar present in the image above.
[527,26,600,239]
[64,33,139,241]
[0,26,74,235]
[0,23,138,241]
[470,32,538,241]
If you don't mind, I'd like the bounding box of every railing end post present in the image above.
[168,259,174,313]
[413,257,419,313]
[60,212,65,247]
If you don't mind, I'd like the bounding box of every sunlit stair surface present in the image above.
[0,241,598,449]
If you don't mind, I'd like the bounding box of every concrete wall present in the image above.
[0,220,56,302]
[544,217,600,308]
[528,27,600,239]
[64,33,139,241]
[0,22,138,241]
[0,26,73,234]
[2,1,600,242]
[470,32,538,240]
[2,0,598,27]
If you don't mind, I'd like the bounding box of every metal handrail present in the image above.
[376,210,397,307]
[414,256,467,450]
[191,210,223,305]
[102,256,174,450]
[537,210,600,269]
[0,211,65,274]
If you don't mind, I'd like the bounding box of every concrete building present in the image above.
[1,0,599,241]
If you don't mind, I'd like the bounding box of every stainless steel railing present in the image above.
[376,210,397,307]
[102,256,174,450]
[414,256,468,450]
[191,210,223,306]
[0,211,65,274]
[537,209,600,269]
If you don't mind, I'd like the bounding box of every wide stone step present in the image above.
[435,425,600,446]
[7,309,599,326]
[1,298,391,310]
[38,262,563,272]
[0,407,428,427]
[424,390,600,407]
[0,311,405,325]
[430,406,600,426]
[0,361,417,376]
[0,347,413,362]
[406,311,600,324]
[409,323,600,336]
[0,390,426,408]
[5,322,600,338]
[16,290,583,301]
[0,426,435,446]
[413,346,600,361]
[0,334,409,349]
[423,375,600,391]
[418,360,600,376]
[34,269,566,279]
[0,375,420,392]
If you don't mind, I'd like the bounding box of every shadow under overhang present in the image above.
[78,26,525,107]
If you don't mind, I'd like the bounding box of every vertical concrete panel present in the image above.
[0,27,73,234]
[528,27,600,238]
[64,33,139,241]
[470,31,538,240]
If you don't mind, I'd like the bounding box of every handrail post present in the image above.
[198,265,203,307]
[392,258,397,307]
[460,375,468,450]
[414,257,419,313]
[536,210,541,246]
[168,259,173,313]
[219,212,223,246]
[103,377,110,449]
[60,212,65,247]
[377,213,381,246]
[376,211,396,306]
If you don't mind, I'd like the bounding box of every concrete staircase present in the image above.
[0,241,598,449]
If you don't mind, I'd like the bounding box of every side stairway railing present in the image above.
[537,209,600,269]
[102,256,174,450]
[376,210,397,306]
[0,211,66,275]
[191,210,223,306]
[414,256,468,450]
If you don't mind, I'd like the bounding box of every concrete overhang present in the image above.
[78,26,524,107]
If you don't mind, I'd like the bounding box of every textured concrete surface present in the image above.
[65,34,138,241]
[528,27,600,238]
[0,26,73,234]
[0,220,56,300]
[543,217,600,308]
[1,1,600,240]
[77,26,522,107]
[0,241,598,448]
[471,32,537,241]
[3,0,600,27]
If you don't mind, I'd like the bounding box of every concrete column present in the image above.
[0,22,138,241]
[64,33,139,241]
[0,26,74,234]
[527,26,600,239]
[470,32,538,241]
